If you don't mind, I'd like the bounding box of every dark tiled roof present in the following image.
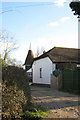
[34,47,80,64]
[24,50,34,66]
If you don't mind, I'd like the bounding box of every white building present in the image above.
[24,47,80,86]
[32,57,56,85]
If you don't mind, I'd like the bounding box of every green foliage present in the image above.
[0,58,6,67]
[24,105,49,119]
[2,65,31,119]
[69,1,80,18]
[53,70,62,77]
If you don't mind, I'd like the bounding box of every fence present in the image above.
[62,69,80,91]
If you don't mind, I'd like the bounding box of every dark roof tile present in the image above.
[24,50,34,66]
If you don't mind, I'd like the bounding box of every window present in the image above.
[40,68,42,78]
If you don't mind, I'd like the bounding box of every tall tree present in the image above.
[0,30,18,60]
[69,1,80,18]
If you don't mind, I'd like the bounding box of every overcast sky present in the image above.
[0,0,78,63]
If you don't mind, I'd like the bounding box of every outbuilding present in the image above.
[24,47,80,87]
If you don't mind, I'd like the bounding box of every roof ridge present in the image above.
[34,46,80,60]
[34,46,80,63]
[54,46,79,50]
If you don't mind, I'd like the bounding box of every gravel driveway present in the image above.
[31,85,80,119]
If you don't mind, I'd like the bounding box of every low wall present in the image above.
[50,74,58,90]
[50,74,62,90]
[32,83,50,88]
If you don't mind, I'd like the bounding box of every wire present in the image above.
[1,2,71,14]
[0,9,23,14]
[2,3,54,9]
[1,9,14,14]
[0,3,54,14]
[2,1,71,9]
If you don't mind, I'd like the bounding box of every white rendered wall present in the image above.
[32,57,56,85]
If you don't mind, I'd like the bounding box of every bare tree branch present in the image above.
[0,30,18,60]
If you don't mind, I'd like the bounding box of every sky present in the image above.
[0,0,79,64]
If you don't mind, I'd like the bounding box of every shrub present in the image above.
[53,70,62,77]
[0,58,6,67]
[2,66,31,119]
[24,105,49,119]
[2,83,27,119]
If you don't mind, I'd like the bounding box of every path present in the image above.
[31,85,80,119]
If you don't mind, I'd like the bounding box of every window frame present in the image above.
[40,68,42,78]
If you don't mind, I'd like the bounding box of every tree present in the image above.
[6,57,22,67]
[69,1,80,18]
[35,48,40,57]
[35,47,45,57]
[0,30,18,61]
